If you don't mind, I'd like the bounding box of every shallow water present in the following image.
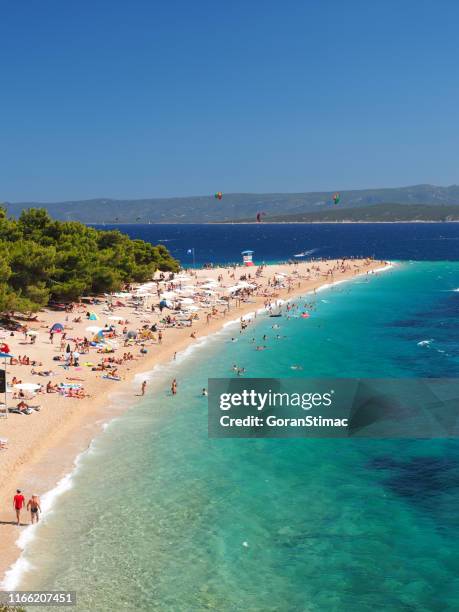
[10,262,459,610]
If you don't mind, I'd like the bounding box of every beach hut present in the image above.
[241,250,254,266]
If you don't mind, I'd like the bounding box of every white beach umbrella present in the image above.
[180,297,194,304]
[14,383,41,391]
[176,287,195,294]
[161,291,177,299]
[26,330,39,336]
[86,325,103,333]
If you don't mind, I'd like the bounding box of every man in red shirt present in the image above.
[13,489,25,525]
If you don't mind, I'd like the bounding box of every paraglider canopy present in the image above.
[214,192,223,200]
[332,192,340,205]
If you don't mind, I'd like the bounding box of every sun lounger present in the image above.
[8,407,24,415]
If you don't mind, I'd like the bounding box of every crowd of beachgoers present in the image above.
[0,259,377,416]
[0,257,384,577]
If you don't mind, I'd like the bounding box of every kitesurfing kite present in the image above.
[332,192,340,205]
[214,192,223,200]
[256,211,266,223]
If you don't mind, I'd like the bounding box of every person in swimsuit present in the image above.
[27,494,41,524]
[13,489,25,525]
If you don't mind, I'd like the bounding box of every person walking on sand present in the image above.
[141,380,147,396]
[13,489,25,526]
[27,494,41,524]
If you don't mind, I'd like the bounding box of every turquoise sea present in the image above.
[8,262,459,610]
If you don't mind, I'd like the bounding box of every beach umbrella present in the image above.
[161,291,177,299]
[50,323,64,333]
[127,330,137,339]
[26,330,39,336]
[0,352,14,358]
[88,312,99,320]
[14,383,41,391]
[86,325,103,333]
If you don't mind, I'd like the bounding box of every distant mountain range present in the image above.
[5,184,459,223]
[231,203,459,223]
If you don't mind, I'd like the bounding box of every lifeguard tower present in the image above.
[241,250,254,266]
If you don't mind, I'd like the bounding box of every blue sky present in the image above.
[1,0,459,201]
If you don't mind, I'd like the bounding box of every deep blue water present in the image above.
[94,222,459,264]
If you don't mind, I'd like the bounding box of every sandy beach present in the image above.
[0,258,385,585]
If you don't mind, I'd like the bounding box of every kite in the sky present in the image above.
[332,192,340,205]
[256,211,266,222]
[214,192,223,200]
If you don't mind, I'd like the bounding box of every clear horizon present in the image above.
[2,1,459,201]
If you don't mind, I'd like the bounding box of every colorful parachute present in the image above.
[332,192,340,205]
[256,211,266,222]
[214,192,223,200]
